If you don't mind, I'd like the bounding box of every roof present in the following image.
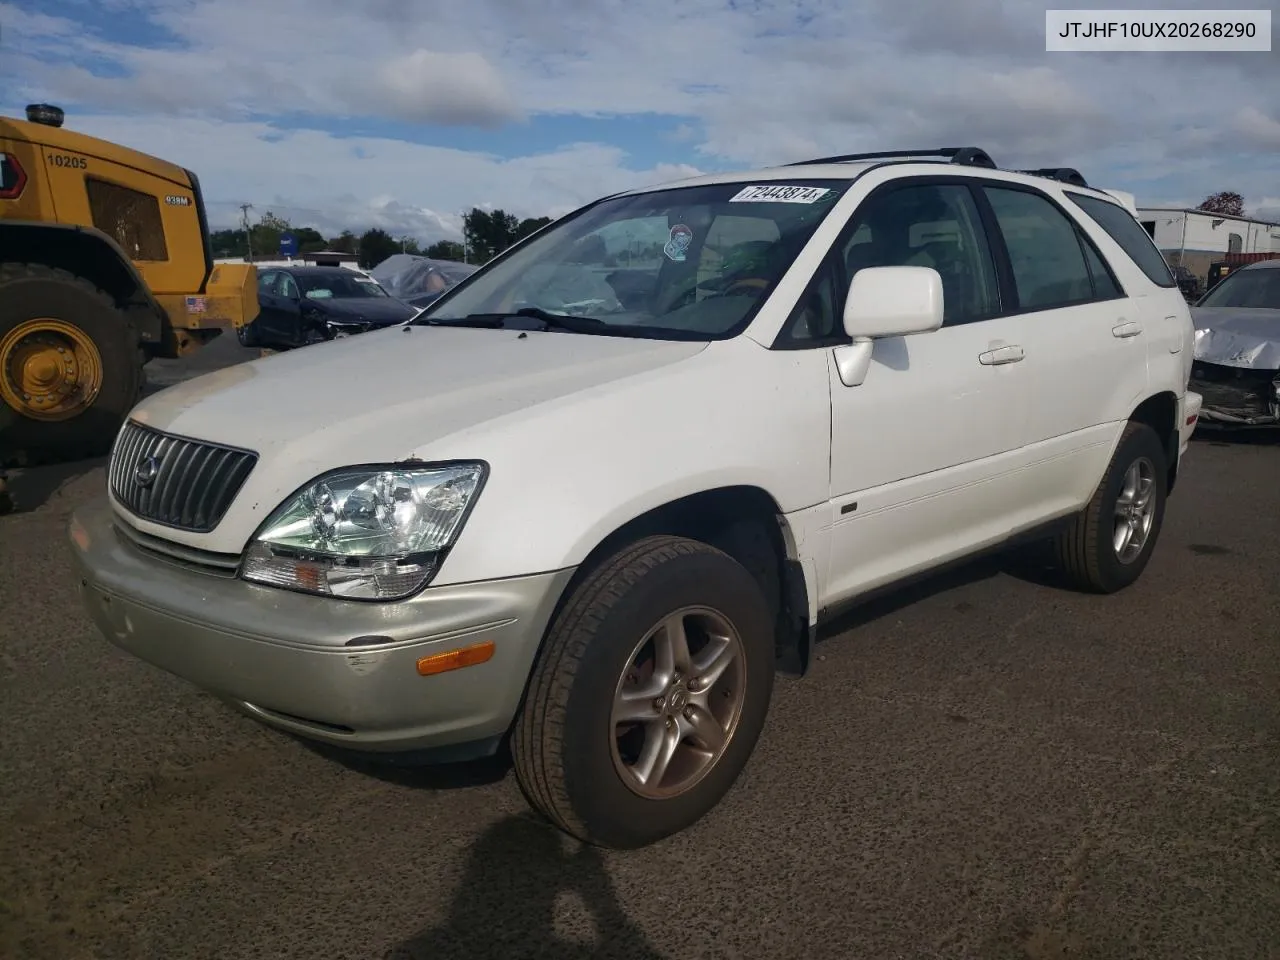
[274,264,365,275]
[1137,207,1280,227]
[0,114,191,187]
[620,155,1128,209]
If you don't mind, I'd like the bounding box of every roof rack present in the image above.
[786,147,998,170]
[1017,167,1090,188]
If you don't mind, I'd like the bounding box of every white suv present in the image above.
[70,148,1202,849]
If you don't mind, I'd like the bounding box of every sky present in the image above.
[3,0,1279,245]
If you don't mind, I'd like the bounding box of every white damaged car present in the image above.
[71,149,1200,848]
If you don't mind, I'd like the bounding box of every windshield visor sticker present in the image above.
[664,223,694,262]
[729,184,832,204]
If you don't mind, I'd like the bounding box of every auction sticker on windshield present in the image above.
[729,185,831,204]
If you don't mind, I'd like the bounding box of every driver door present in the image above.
[816,179,1032,604]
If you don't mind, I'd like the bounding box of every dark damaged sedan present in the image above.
[238,266,419,350]
[1190,258,1280,427]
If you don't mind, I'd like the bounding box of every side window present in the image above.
[277,273,299,299]
[984,187,1093,311]
[1066,193,1176,288]
[257,270,276,294]
[841,183,1001,326]
[1079,232,1123,299]
[777,259,840,346]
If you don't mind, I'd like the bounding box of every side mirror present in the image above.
[842,266,944,340]
[831,266,944,388]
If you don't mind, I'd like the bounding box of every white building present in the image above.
[1136,208,1280,258]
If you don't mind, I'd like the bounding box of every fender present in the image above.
[0,220,167,345]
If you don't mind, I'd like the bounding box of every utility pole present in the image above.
[239,203,254,262]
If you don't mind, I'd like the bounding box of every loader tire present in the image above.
[0,263,142,466]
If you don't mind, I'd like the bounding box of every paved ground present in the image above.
[1,342,1277,960]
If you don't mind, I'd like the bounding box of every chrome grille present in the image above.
[109,421,257,532]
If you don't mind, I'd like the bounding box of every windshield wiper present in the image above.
[410,308,623,334]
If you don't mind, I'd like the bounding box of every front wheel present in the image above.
[512,535,775,848]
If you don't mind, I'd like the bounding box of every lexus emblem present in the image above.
[135,455,161,488]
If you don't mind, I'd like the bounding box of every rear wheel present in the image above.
[1053,420,1167,593]
[235,319,260,348]
[0,264,142,465]
[512,535,775,848]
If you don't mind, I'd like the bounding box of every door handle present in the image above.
[1112,320,1143,338]
[978,344,1025,365]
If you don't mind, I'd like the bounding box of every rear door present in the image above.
[1064,191,1194,397]
[253,270,290,343]
[977,183,1148,517]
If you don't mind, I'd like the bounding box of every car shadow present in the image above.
[298,737,515,791]
[384,813,668,960]
[0,455,107,517]
[1192,425,1280,446]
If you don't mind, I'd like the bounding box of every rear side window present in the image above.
[1066,193,1175,288]
[86,178,169,261]
[984,187,1094,311]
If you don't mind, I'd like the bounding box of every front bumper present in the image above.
[1189,361,1280,427]
[1180,390,1202,458]
[68,496,574,757]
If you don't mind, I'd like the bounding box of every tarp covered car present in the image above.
[369,254,479,308]
[1189,259,1280,426]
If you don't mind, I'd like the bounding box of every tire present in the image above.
[1053,420,1168,593]
[0,263,142,465]
[513,535,776,849]
[236,320,260,348]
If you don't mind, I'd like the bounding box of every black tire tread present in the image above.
[512,534,727,843]
[0,261,142,467]
[1053,420,1160,593]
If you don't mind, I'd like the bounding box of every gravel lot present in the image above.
[1,339,1277,960]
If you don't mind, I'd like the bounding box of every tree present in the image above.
[425,240,466,261]
[1197,191,1245,217]
[328,230,359,254]
[210,228,248,258]
[463,207,522,263]
[295,227,327,253]
[515,216,553,242]
[250,210,291,259]
[358,227,400,269]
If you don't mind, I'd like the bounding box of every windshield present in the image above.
[298,274,387,299]
[1197,268,1280,309]
[422,180,851,338]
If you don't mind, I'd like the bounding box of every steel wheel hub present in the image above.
[0,319,104,422]
[1113,456,1156,564]
[610,605,747,800]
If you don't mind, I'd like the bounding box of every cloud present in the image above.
[50,114,703,239]
[371,50,519,126]
[4,0,1280,239]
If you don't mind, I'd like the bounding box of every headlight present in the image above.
[240,462,486,600]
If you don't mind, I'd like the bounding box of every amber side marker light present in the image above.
[416,640,495,676]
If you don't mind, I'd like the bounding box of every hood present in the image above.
[306,296,418,324]
[1191,307,1280,370]
[128,325,707,466]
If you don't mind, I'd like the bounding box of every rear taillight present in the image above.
[0,152,27,199]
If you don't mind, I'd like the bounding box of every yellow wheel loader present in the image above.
[0,104,259,467]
